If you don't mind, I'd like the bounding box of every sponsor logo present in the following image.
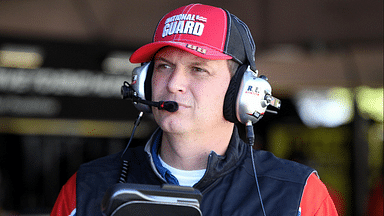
[162,13,207,38]
[186,44,207,54]
[245,85,260,96]
[195,15,207,22]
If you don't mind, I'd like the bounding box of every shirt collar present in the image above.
[150,130,179,185]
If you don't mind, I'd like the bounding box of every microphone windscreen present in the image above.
[162,101,179,112]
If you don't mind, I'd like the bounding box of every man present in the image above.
[51,4,338,216]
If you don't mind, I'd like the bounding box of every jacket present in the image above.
[75,127,316,215]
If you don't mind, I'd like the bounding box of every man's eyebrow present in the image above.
[154,56,209,67]
[190,61,208,67]
[154,57,175,66]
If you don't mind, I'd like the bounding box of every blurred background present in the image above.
[0,0,382,215]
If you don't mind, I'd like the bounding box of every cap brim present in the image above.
[130,41,232,63]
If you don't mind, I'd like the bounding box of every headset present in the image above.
[122,60,281,124]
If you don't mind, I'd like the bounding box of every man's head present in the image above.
[129,4,256,128]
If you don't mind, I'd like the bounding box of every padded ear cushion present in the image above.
[223,64,248,123]
[144,61,154,101]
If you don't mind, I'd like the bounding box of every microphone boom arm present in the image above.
[121,81,178,112]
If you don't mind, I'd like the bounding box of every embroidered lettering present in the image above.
[186,44,207,54]
[162,13,207,38]
[162,21,205,37]
[192,22,204,36]
[175,21,185,34]
[183,21,195,34]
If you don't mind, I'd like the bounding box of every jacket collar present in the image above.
[144,126,247,190]
[194,126,247,190]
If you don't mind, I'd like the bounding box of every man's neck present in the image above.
[159,124,234,170]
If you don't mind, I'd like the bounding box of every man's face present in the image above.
[151,47,233,134]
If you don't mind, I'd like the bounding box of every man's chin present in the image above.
[157,119,192,134]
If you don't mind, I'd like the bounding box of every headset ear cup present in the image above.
[144,61,154,101]
[223,64,248,123]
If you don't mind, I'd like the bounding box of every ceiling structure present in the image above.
[0,0,382,95]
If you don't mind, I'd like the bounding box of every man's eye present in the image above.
[192,67,206,73]
[155,63,171,70]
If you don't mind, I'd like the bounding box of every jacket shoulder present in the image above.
[253,150,315,184]
[76,146,147,216]
[78,146,146,175]
[79,151,121,174]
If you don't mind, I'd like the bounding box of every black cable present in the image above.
[246,122,267,216]
[118,111,144,183]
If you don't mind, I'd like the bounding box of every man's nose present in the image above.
[166,67,187,94]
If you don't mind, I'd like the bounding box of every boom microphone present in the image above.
[138,100,179,112]
[121,82,179,112]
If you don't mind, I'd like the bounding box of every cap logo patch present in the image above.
[186,44,207,54]
[162,14,207,38]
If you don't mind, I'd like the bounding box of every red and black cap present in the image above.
[130,4,256,71]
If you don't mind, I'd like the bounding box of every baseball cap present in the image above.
[129,3,256,71]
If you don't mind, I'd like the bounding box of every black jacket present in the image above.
[76,128,315,215]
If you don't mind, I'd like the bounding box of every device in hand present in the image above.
[101,183,203,216]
